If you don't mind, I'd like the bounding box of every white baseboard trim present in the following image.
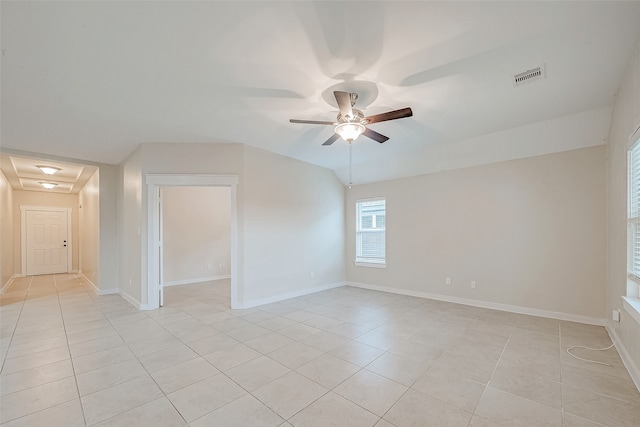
[163,275,231,287]
[346,281,606,326]
[239,281,346,309]
[1,274,18,294]
[79,273,100,295]
[98,288,119,295]
[607,324,640,392]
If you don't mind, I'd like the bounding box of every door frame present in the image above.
[146,174,239,310]
[20,205,72,276]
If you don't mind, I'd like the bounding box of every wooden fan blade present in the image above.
[365,107,413,124]
[290,119,337,125]
[363,128,389,143]
[334,91,353,118]
[322,133,340,146]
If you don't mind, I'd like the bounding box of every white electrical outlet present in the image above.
[207,264,213,270]
[310,272,315,279]
[446,277,452,285]
[471,281,476,288]
[612,309,620,322]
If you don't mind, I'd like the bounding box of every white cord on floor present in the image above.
[566,341,616,366]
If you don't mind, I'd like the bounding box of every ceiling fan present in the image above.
[290,91,413,146]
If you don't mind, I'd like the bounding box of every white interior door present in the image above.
[26,209,69,275]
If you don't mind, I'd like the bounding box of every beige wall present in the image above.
[0,170,14,289]
[162,186,231,284]
[79,170,100,288]
[347,146,606,319]
[118,146,143,302]
[13,190,80,274]
[242,146,345,304]
[118,142,345,308]
[606,39,640,379]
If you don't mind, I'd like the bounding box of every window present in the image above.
[627,136,640,298]
[356,198,386,266]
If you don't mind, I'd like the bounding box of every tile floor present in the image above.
[1,274,639,426]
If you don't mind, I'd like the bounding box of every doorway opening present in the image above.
[159,186,231,308]
[146,174,239,310]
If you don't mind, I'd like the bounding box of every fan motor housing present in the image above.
[337,109,366,124]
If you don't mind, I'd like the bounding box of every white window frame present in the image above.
[625,125,640,326]
[355,197,386,268]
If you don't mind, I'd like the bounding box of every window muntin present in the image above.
[356,198,386,265]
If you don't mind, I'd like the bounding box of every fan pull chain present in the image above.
[348,142,353,189]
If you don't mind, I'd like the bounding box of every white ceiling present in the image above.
[2,1,640,185]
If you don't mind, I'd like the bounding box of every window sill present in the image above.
[622,296,640,326]
[355,261,386,269]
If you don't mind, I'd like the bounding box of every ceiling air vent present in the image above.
[513,65,545,87]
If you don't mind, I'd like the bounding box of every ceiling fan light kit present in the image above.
[290,90,413,146]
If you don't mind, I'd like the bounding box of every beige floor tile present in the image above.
[303,314,344,330]
[226,355,290,391]
[515,315,560,336]
[562,383,640,427]
[365,352,430,386]
[279,323,322,340]
[561,363,640,402]
[204,342,262,371]
[373,419,397,427]
[384,388,472,427]
[1,345,71,375]
[167,374,247,422]
[190,394,284,427]
[151,357,219,393]
[253,371,328,419]
[186,333,239,356]
[300,330,349,352]
[126,334,183,357]
[329,341,385,367]
[0,359,74,396]
[9,327,66,346]
[137,343,199,373]
[76,359,148,396]
[81,375,163,425]
[296,353,360,389]
[225,324,272,342]
[66,326,118,345]
[0,376,79,424]
[494,348,561,382]
[475,386,562,426]
[334,369,407,417]
[489,363,561,409]
[72,345,135,374]
[468,415,502,427]
[506,328,560,357]
[69,335,125,358]
[6,335,69,359]
[245,331,294,354]
[1,399,85,427]
[268,342,324,369]
[562,412,608,427]
[93,397,188,427]
[413,369,485,413]
[289,391,379,427]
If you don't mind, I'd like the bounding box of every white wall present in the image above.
[0,170,14,290]
[98,163,119,293]
[162,186,231,284]
[346,146,606,321]
[605,39,640,382]
[118,146,143,303]
[117,142,345,308]
[242,146,345,305]
[12,190,80,274]
[79,169,100,289]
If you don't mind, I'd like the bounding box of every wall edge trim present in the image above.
[607,324,640,392]
[346,281,606,326]
[163,275,231,287]
[239,281,346,309]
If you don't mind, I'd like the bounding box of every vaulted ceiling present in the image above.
[2,1,640,185]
